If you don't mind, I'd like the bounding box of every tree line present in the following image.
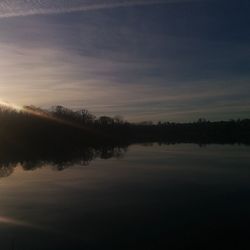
[0,104,250,148]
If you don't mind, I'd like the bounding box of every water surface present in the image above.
[0,144,249,249]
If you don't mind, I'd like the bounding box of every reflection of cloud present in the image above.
[0,215,58,234]
[0,216,42,229]
[0,0,194,18]
[0,216,30,227]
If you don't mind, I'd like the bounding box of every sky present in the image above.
[0,0,249,122]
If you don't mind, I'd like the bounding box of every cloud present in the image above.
[0,0,203,18]
[1,41,249,122]
[0,0,249,122]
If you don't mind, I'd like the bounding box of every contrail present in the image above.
[0,0,200,18]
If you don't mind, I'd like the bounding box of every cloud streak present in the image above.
[1,42,249,122]
[0,0,196,18]
[0,0,248,122]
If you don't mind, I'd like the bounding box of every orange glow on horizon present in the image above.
[0,100,23,111]
[0,99,95,132]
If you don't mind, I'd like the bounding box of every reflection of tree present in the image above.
[99,147,127,159]
[1,104,250,147]
[0,145,128,178]
[22,161,45,171]
[0,164,15,178]
[0,104,249,179]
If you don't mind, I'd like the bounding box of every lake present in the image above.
[0,143,249,250]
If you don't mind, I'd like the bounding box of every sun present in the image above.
[0,99,23,111]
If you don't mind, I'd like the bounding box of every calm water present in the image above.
[0,144,249,250]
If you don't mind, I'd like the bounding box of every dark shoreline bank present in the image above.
[0,104,249,174]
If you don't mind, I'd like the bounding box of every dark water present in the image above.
[0,144,249,250]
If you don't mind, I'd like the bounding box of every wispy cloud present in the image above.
[0,0,249,122]
[1,41,249,122]
[0,0,198,18]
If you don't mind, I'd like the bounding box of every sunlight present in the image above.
[0,99,23,112]
[0,99,92,131]
[0,99,54,120]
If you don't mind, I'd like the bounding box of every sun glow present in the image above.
[0,100,23,111]
[0,99,94,131]
[0,99,59,122]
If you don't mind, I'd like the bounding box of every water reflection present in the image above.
[0,143,249,250]
[0,145,128,178]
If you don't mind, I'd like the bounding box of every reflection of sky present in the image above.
[0,144,249,249]
[0,0,250,121]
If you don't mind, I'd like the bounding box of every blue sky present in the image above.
[0,0,249,121]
